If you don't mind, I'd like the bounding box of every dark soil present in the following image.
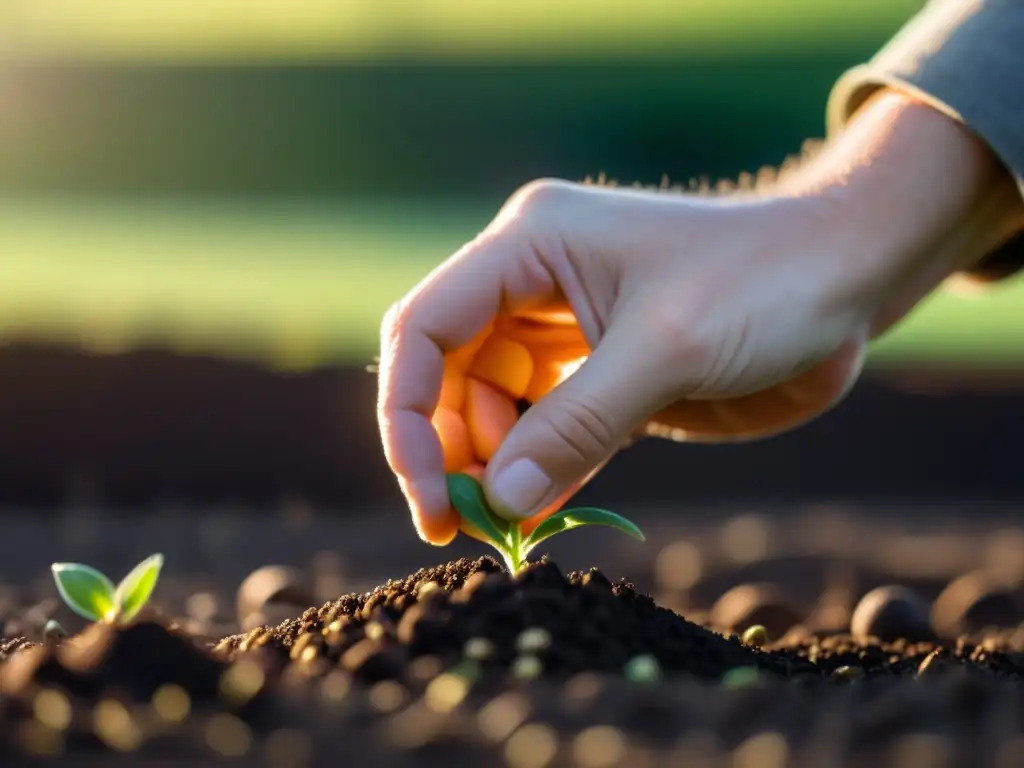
[2,556,1022,767]
[212,557,815,681]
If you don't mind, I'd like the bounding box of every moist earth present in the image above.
[1,556,1022,767]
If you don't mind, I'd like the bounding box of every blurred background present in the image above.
[1,1,1024,623]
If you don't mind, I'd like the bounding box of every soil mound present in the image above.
[215,556,814,683]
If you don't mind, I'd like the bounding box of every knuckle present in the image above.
[518,177,570,204]
[647,301,758,397]
[505,178,573,220]
[648,304,715,370]
[545,395,617,467]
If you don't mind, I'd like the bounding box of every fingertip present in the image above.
[412,503,461,546]
[459,517,494,545]
[398,466,460,545]
[482,456,554,522]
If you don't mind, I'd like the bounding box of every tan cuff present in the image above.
[826,0,1024,283]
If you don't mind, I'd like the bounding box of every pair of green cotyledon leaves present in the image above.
[446,472,645,575]
[51,554,164,625]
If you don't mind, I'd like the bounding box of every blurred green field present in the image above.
[2,198,1021,371]
[8,0,925,61]
[2,0,1016,373]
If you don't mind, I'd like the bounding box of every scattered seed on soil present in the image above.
[741,624,769,647]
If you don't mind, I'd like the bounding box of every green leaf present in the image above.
[51,563,117,622]
[446,472,511,548]
[113,554,164,622]
[522,506,645,554]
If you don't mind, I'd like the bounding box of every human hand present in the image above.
[378,89,1019,545]
[378,181,866,546]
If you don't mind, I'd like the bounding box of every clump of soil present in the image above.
[213,556,814,683]
[0,636,32,659]
[0,618,286,762]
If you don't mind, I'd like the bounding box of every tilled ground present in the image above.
[1,552,1023,768]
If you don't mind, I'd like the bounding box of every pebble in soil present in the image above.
[236,564,316,632]
[850,585,936,644]
[213,557,815,685]
[932,570,1024,638]
[708,582,804,639]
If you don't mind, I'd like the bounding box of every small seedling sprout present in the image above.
[51,554,164,626]
[446,473,645,575]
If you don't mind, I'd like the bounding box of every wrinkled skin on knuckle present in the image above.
[543,394,618,471]
[646,302,718,382]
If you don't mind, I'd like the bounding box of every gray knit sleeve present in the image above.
[826,0,1024,282]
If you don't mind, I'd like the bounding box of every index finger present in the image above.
[377,233,564,543]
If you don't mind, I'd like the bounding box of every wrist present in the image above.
[780,89,1021,333]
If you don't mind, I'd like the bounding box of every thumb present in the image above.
[482,320,660,520]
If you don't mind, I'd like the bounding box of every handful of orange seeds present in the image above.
[433,316,645,574]
[432,318,586,537]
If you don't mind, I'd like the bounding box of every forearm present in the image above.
[782,88,1024,336]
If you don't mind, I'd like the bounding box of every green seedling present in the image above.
[446,473,645,576]
[51,554,164,625]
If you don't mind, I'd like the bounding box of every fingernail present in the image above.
[491,458,553,517]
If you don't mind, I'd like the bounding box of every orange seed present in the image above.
[464,378,518,462]
[432,407,474,473]
[438,364,466,412]
[467,335,534,400]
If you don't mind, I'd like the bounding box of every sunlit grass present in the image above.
[0,198,487,369]
[5,0,925,62]
[869,276,1024,369]
[1,196,1021,371]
